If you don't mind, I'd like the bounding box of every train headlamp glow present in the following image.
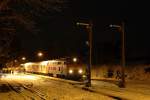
[69,69,73,74]
[78,69,83,74]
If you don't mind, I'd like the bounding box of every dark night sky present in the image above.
[18,1,150,64]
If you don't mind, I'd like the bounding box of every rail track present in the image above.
[5,79,47,100]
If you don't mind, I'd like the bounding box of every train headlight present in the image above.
[69,69,73,74]
[78,69,83,74]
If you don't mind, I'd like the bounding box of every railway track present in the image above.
[5,80,47,100]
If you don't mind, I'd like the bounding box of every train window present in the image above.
[53,67,56,70]
[58,67,60,71]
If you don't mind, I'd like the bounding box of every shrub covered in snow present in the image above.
[91,64,150,81]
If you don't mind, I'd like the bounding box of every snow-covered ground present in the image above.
[1,73,150,100]
[0,73,113,100]
[91,80,150,100]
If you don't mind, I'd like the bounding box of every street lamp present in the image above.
[110,22,126,88]
[73,57,77,62]
[76,21,93,87]
[22,57,26,61]
[37,52,43,57]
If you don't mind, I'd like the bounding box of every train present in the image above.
[21,59,86,81]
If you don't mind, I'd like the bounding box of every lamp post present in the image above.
[77,21,92,87]
[110,22,126,88]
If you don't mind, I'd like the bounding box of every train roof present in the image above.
[21,59,66,66]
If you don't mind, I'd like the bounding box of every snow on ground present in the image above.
[0,73,113,100]
[34,74,150,100]
[1,73,150,100]
[91,80,150,100]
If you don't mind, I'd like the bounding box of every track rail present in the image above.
[6,80,47,100]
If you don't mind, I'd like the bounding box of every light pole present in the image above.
[77,21,93,87]
[110,22,126,88]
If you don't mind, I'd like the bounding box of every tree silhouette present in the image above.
[0,0,68,64]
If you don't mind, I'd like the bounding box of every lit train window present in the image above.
[48,67,50,70]
[53,67,56,70]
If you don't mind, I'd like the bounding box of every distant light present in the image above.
[82,75,86,78]
[38,52,43,57]
[73,57,77,62]
[76,22,90,26]
[86,41,89,46]
[109,24,113,27]
[109,24,121,28]
[20,64,24,66]
[78,69,83,74]
[22,57,26,60]
[69,69,73,74]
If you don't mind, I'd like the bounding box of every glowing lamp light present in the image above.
[78,69,83,74]
[22,57,26,60]
[69,69,73,74]
[73,57,77,62]
[38,52,43,57]
[14,60,17,62]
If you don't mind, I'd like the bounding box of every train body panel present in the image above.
[21,59,85,80]
[22,60,67,77]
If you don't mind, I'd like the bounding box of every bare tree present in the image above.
[0,0,68,64]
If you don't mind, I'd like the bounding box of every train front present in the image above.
[66,64,86,81]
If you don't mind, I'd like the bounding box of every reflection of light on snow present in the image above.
[3,74,37,80]
[22,75,37,80]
